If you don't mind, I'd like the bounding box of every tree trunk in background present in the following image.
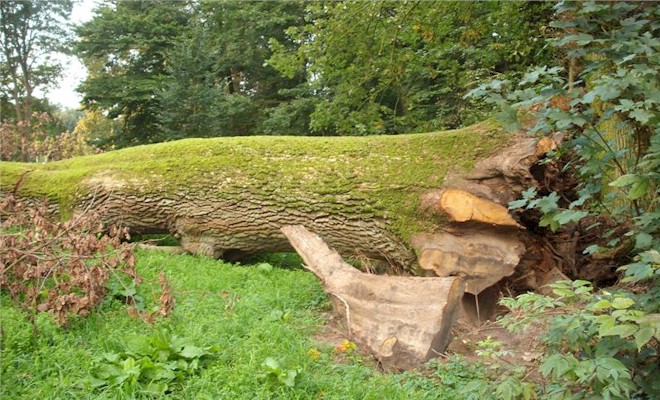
[0,121,560,295]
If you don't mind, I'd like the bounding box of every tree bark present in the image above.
[0,121,560,293]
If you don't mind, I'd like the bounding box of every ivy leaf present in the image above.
[539,212,560,231]
[508,198,528,210]
[583,84,622,103]
[583,244,601,255]
[555,210,589,225]
[535,192,560,213]
[562,33,594,46]
[615,98,635,111]
[495,103,521,132]
[635,232,653,250]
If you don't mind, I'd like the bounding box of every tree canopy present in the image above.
[74,0,555,146]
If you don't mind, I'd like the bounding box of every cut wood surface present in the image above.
[281,225,463,370]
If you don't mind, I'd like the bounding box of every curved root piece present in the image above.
[281,225,464,370]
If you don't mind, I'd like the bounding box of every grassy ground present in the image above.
[1,251,478,400]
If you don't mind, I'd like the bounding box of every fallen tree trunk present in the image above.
[0,120,558,293]
[281,225,463,370]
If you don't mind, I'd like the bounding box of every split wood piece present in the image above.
[413,230,525,295]
[281,225,464,370]
[438,189,520,227]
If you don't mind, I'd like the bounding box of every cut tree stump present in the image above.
[281,225,464,370]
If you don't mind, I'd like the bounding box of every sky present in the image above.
[43,0,97,110]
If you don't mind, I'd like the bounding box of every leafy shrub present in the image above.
[465,4,660,396]
[0,194,139,326]
[467,1,659,271]
[89,328,219,396]
[498,280,659,399]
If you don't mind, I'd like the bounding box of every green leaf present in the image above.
[609,174,638,187]
[600,324,638,338]
[125,336,153,356]
[611,297,635,309]
[583,244,600,255]
[635,232,653,250]
[627,178,649,200]
[180,345,205,359]
[280,369,298,387]
[634,326,655,350]
[495,103,521,132]
[262,357,280,372]
[629,108,653,124]
[555,209,589,225]
[143,381,169,396]
[508,199,528,210]
[637,313,660,329]
[257,263,273,272]
[591,299,612,311]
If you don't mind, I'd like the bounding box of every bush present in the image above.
[0,194,139,326]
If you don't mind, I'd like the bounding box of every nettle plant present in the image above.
[468,1,659,279]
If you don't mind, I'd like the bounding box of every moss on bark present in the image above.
[1,120,511,247]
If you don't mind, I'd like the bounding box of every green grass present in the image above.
[1,251,473,400]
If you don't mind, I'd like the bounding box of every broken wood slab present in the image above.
[413,230,526,295]
[281,224,464,370]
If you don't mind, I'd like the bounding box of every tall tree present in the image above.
[0,0,73,160]
[75,0,191,147]
[268,1,554,135]
[159,0,310,138]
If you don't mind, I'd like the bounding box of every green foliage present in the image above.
[239,252,304,270]
[76,0,310,145]
[469,0,659,288]
[75,0,191,147]
[3,250,480,399]
[497,280,659,399]
[74,0,553,143]
[269,1,554,135]
[89,328,219,396]
[257,357,300,388]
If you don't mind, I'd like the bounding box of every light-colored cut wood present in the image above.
[281,225,463,370]
[439,189,520,227]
